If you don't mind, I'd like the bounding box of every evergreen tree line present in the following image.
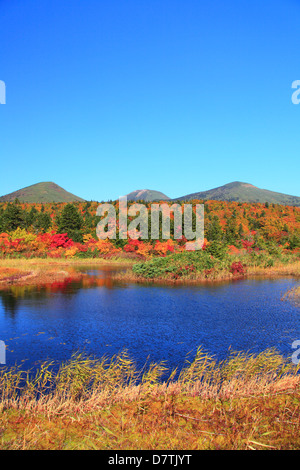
[0,200,299,250]
[0,202,84,242]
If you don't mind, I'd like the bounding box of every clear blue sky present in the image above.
[0,0,299,201]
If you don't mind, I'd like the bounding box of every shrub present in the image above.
[132,251,220,279]
[229,261,246,275]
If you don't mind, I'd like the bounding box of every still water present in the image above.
[0,268,299,372]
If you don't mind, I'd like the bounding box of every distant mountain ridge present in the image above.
[125,182,300,206]
[1,181,300,206]
[0,182,85,203]
[173,182,300,206]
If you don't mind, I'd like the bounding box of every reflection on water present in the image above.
[0,268,299,373]
[0,270,116,317]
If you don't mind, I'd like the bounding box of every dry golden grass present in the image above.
[1,348,300,449]
[0,257,134,270]
[0,257,133,289]
[247,260,300,279]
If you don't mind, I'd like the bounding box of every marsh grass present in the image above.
[1,348,300,449]
[1,347,299,404]
[0,257,135,271]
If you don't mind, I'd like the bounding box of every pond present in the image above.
[0,268,299,373]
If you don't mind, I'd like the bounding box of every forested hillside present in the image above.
[0,199,299,260]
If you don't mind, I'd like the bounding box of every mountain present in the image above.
[126,189,170,202]
[173,182,300,206]
[1,181,299,206]
[0,182,86,203]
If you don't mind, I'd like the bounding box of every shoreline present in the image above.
[111,258,300,288]
[0,257,134,289]
[112,265,300,286]
[0,257,299,290]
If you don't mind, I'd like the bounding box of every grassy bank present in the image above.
[112,249,300,285]
[1,248,300,288]
[112,261,300,286]
[0,257,135,289]
[0,348,299,450]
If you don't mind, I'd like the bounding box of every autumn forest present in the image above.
[0,198,299,282]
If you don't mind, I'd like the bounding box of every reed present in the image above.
[1,348,298,403]
[0,348,300,449]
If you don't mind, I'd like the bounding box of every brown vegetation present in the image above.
[0,349,300,450]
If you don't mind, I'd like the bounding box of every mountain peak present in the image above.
[0,182,85,203]
[223,181,256,188]
[126,189,170,202]
[173,181,300,206]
